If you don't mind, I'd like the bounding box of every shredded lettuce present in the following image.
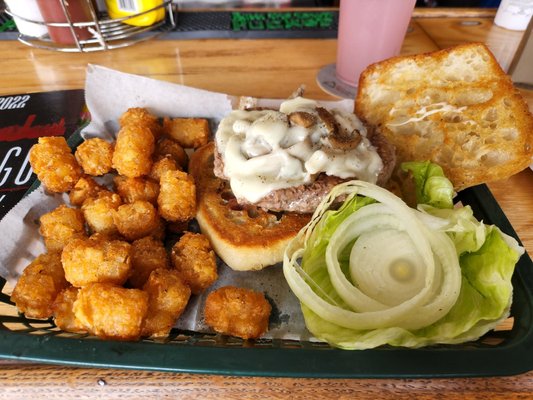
[283,162,523,349]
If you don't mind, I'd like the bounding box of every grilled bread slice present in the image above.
[189,142,310,271]
[355,43,533,191]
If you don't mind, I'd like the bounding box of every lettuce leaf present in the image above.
[417,204,487,256]
[298,205,520,349]
[284,162,523,349]
[402,161,455,209]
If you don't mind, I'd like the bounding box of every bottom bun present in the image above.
[189,142,311,271]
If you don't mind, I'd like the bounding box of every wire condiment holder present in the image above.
[3,0,176,52]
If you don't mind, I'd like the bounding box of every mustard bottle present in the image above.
[105,0,165,27]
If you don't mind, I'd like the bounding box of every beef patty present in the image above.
[213,126,396,214]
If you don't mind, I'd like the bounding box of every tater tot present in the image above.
[112,125,155,178]
[170,232,217,294]
[69,175,106,207]
[61,237,131,287]
[39,204,86,252]
[74,282,148,341]
[29,136,82,193]
[204,286,271,339]
[128,236,169,288]
[81,190,122,235]
[11,252,68,319]
[119,107,162,139]
[112,200,162,241]
[141,268,191,338]
[162,117,210,149]
[157,170,196,223]
[148,155,180,182]
[155,137,188,170]
[52,286,86,333]
[113,175,159,205]
[74,138,114,176]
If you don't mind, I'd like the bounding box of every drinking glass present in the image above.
[317,0,416,98]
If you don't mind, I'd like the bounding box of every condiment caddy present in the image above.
[3,0,176,52]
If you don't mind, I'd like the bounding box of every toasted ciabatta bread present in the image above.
[355,43,533,191]
[189,142,310,271]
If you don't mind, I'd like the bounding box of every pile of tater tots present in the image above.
[11,108,271,341]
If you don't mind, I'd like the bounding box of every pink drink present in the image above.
[336,0,416,87]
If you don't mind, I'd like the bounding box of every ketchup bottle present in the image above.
[37,0,94,45]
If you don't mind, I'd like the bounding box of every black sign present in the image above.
[0,89,87,221]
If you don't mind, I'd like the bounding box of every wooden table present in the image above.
[1,7,533,399]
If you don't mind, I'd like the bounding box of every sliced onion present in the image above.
[283,181,462,331]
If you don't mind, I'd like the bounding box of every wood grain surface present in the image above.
[1,7,533,399]
[0,21,439,98]
[416,17,525,71]
[489,170,533,253]
[1,364,533,400]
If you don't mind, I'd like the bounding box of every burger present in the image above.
[189,96,396,271]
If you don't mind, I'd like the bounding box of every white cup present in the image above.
[494,0,533,31]
[5,0,48,38]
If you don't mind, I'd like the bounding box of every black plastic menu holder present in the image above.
[0,181,532,378]
[0,89,87,221]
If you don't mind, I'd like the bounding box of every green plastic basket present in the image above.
[1,184,532,378]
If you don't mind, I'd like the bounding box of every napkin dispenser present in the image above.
[509,18,533,89]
